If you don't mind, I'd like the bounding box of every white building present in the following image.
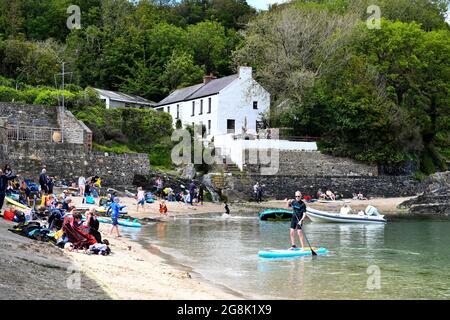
[155,67,271,140]
[93,88,156,109]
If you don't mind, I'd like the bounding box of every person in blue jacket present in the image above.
[109,197,126,238]
[0,167,18,212]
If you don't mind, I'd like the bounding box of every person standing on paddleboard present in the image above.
[287,191,306,250]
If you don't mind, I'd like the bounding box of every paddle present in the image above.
[294,213,318,256]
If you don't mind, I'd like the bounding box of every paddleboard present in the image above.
[6,197,31,210]
[96,217,142,228]
[258,247,328,258]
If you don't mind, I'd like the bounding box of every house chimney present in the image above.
[239,66,253,80]
[203,73,216,85]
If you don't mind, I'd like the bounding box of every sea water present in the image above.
[122,213,450,300]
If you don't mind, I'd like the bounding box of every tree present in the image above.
[188,20,233,75]
[233,3,359,103]
[160,50,206,93]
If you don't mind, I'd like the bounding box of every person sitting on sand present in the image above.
[325,189,336,201]
[48,202,65,231]
[317,188,326,200]
[357,191,367,200]
[159,200,168,216]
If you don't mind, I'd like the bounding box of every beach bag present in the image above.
[85,196,95,205]
[3,210,15,221]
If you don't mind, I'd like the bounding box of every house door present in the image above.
[227,119,235,134]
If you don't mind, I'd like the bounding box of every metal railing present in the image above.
[7,124,62,142]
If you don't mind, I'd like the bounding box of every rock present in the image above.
[181,164,196,180]
[200,174,221,203]
[400,171,450,216]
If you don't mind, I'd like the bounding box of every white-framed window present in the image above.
[227,119,235,134]
[253,101,258,110]
[208,98,212,113]
[176,104,180,119]
[192,101,195,116]
[200,99,203,115]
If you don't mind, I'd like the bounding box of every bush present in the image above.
[0,86,26,103]
[420,152,436,175]
[93,142,136,154]
[33,89,76,106]
[149,143,173,168]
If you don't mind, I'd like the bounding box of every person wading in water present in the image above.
[286,191,306,250]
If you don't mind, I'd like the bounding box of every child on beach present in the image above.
[136,187,146,212]
[159,200,168,216]
[109,198,126,238]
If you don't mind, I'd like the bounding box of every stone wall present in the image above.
[0,103,57,126]
[58,110,89,144]
[2,141,150,188]
[244,150,378,176]
[222,174,420,201]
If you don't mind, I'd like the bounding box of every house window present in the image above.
[227,119,236,134]
[157,108,164,112]
[167,106,170,114]
[208,98,212,113]
[200,100,203,115]
[253,101,258,110]
[192,101,195,116]
[208,120,211,135]
[176,104,180,119]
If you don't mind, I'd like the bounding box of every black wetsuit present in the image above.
[0,174,17,210]
[289,200,306,229]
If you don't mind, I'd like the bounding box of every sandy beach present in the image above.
[1,194,414,300]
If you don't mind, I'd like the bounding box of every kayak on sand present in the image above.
[96,217,142,228]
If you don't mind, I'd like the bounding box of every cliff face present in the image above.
[399,172,450,216]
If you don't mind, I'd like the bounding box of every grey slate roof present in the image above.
[94,88,156,106]
[157,83,204,106]
[157,74,239,106]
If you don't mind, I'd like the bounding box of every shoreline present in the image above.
[0,194,426,300]
[63,222,242,300]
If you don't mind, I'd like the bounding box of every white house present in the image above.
[155,67,271,140]
[94,88,156,109]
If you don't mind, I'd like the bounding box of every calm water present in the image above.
[122,213,450,300]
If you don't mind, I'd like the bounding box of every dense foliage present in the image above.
[234,0,450,173]
[0,0,255,101]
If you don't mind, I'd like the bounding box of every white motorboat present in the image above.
[306,206,387,224]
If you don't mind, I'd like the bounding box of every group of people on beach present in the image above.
[78,175,102,200]
[151,177,206,208]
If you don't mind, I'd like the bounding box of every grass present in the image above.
[93,142,137,154]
